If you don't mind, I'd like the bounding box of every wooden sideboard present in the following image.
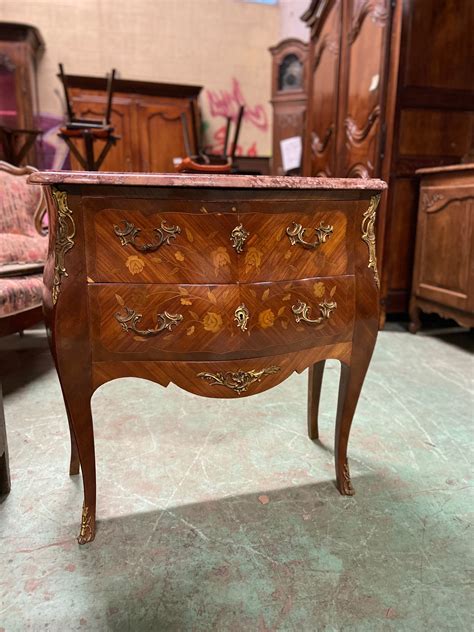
[62,75,202,173]
[30,170,386,544]
[269,38,309,175]
[301,0,474,322]
[409,164,474,332]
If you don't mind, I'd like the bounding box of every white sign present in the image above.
[280,136,302,173]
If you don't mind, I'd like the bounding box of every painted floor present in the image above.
[0,326,472,631]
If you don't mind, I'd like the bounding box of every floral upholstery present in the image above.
[0,275,43,317]
[0,166,48,266]
[0,163,47,322]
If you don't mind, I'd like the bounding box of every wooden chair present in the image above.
[57,64,119,171]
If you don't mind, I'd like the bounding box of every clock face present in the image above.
[279,54,303,92]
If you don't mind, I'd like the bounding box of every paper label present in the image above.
[280,136,302,173]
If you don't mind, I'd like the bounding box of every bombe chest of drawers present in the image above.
[29,171,386,544]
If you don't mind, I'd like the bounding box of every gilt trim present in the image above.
[361,194,380,288]
[51,188,76,305]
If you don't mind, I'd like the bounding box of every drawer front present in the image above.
[85,208,239,284]
[236,210,349,282]
[90,283,241,357]
[238,276,354,355]
[84,197,350,284]
[89,277,354,361]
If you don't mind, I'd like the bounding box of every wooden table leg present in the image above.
[307,360,326,440]
[409,296,421,334]
[0,383,11,495]
[335,338,377,496]
[59,372,96,544]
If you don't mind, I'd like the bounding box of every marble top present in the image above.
[28,170,387,191]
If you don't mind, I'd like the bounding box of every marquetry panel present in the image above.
[89,276,354,361]
[239,276,354,355]
[85,208,238,284]
[89,283,241,358]
[236,209,349,282]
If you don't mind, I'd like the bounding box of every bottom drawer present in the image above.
[89,276,354,361]
[92,342,352,398]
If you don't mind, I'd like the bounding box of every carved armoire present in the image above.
[301,0,474,320]
[269,38,309,175]
[0,23,44,165]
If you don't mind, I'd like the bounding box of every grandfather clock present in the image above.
[0,22,44,165]
[269,38,309,175]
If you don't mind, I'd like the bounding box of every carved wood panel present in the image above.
[415,187,473,311]
[337,0,390,179]
[304,0,341,177]
[136,100,193,172]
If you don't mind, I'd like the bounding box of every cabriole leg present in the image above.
[335,342,376,496]
[60,376,96,544]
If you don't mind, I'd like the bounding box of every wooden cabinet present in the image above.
[301,0,474,321]
[64,75,201,173]
[31,169,386,543]
[0,22,44,165]
[409,164,474,332]
[269,39,309,175]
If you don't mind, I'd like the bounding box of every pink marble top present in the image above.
[28,170,387,191]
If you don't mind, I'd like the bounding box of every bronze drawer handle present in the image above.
[292,300,337,324]
[230,223,249,253]
[115,306,183,337]
[197,366,280,395]
[286,222,333,249]
[113,220,181,252]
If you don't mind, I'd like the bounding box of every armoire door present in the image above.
[303,0,342,177]
[336,0,392,178]
[136,100,194,173]
[68,93,136,172]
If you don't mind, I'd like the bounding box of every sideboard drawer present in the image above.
[236,210,349,282]
[90,283,241,357]
[85,208,238,284]
[84,204,350,284]
[89,276,354,360]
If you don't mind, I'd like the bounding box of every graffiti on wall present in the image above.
[205,78,268,156]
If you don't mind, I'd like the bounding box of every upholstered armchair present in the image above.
[0,161,47,337]
[0,161,48,495]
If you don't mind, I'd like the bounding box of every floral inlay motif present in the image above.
[126,255,145,275]
[245,247,262,273]
[211,247,231,274]
[313,282,325,298]
[203,311,223,333]
[259,308,275,329]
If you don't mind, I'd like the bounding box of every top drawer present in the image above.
[83,197,351,283]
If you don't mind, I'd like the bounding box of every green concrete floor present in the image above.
[0,326,472,631]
